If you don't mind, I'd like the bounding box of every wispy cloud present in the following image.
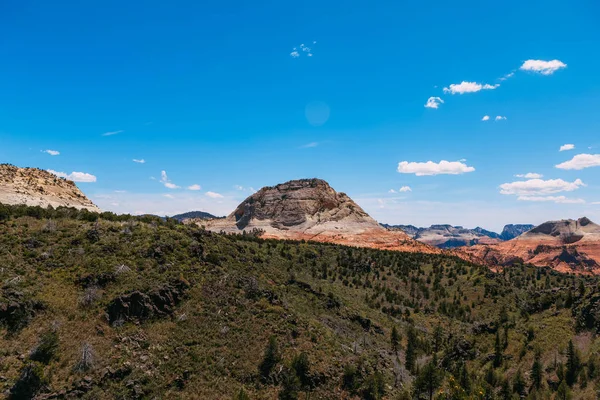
[399,186,412,192]
[102,130,123,137]
[290,41,316,58]
[205,191,224,199]
[443,81,499,95]
[517,196,585,204]
[556,154,600,170]
[42,149,60,156]
[300,142,319,148]
[187,184,201,191]
[424,97,444,109]
[160,170,180,189]
[499,178,585,196]
[515,173,543,179]
[47,170,97,183]
[498,71,515,81]
[133,159,145,164]
[388,189,396,193]
[520,59,567,75]
[397,160,475,176]
[482,115,490,121]
[163,194,175,199]
[495,116,507,121]
[559,144,575,152]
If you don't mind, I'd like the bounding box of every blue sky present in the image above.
[1,0,600,231]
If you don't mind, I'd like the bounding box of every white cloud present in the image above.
[160,170,180,189]
[42,150,60,156]
[499,178,585,196]
[163,194,175,199]
[520,59,567,75]
[300,142,319,148]
[187,184,201,191]
[133,159,145,164]
[515,173,543,179]
[388,189,396,193]
[424,97,444,109]
[443,81,499,95]
[102,130,123,136]
[399,186,412,192]
[47,170,97,183]
[555,154,600,170]
[482,115,490,121]
[235,185,245,191]
[397,160,475,176]
[498,72,515,81]
[517,195,585,204]
[592,202,600,205]
[495,116,507,121]
[291,42,316,58]
[205,191,224,199]
[559,144,575,152]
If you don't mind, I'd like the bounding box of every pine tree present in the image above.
[414,359,441,400]
[531,351,543,389]
[259,336,281,383]
[512,369,525,396]
[433,324,443,353]
[557,380,571,400]
[566,339,579,386]
[391,326,400,353]
[405,326,417,373]
[493,331,503,368]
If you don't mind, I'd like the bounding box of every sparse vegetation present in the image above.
[1,203,600,398]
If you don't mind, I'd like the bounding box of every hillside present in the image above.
[0,164,99,212]
[170,211,221,221]
[1,204,600,399]
[465,218,600,274]
[204,178,438,254]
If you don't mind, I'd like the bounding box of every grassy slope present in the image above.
[0,208,599,399]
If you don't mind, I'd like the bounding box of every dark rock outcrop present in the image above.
[106,280,190,325]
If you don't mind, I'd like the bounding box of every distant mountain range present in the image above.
[381,223,534,248]
[170,211,221,221]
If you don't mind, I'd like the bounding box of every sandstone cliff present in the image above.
[0,164,100,212]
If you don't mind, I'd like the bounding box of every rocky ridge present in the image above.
[0,164,100,212]
[204,178,439,254]
[464,217,600,274]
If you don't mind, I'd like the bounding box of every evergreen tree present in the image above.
[493,331,503,368]
[391,326,400,353]
[566,339,579,386]
[405,326,417,373]
[414,358,441,400]
[433,324,443,353]
[512,369,525,397]
[531,351,543,389]
[291,352,310,388]
[557,380,571,400]
[278,370,300,400]
[234,388,251,400]
[588,354,597,380]
[458,362,470,392]
[259,336,281,383]
[499,378,511,400]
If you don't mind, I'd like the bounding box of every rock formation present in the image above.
[204,178,439,254]
[0,164,100,212]
[383,224,502,248]
[464,218,600,274]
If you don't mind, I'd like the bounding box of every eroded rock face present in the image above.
[106,280,189,325]
[204,178,440,254]
[382,223,502,248]
[499,224,534,241]
[463,218,600,274]
[0,164,100,211]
